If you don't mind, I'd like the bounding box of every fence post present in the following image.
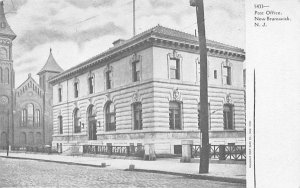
[180,140,193,162]
[126,146,130,156]
[107,143,112,155]
[130,143,135,154]
[219,145,226,160]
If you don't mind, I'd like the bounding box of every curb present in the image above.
[125,169,246,184]
[1,155,246,184]
[0,156,108,168]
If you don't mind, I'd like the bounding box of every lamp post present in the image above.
[6,109,9,156]
[190,0,210,173]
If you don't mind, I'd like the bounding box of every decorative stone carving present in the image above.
[104,93,111,103]
[132,91,141,103]
[0,95,8,106]
[130,53,142,63]
[226,94,232,103]
[170,88,181,101]
[169,50,181,59]
[223,58,232,67]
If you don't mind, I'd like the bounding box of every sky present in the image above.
[3,0,245,86]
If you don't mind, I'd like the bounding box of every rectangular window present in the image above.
[243,69,246,88]
[223,66,231,85]
[169,102,181,130]
[106,71,112,89]
[58,88,62,102]
[106,103,116,131]
[59,116,63,134]
[74,82,79,98]
[214,70,217,79]
[223,104,234,129]
[132,61,140,82]
[88,77,94,94]
[133,103,142,130]
[170,58,180,79]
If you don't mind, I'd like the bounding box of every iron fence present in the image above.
[83,145,144,157]
[192,144,246,160]
[11,146,58,154]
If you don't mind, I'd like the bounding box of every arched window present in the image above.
[27,104,34,126]
[74,108,81,133]
[35,132,42,145]
[3,68,9,84]
[0,67,2,83]
[19,132,26,146]
[35,110,40,127]
[58,115,63,134]
[105,102,116,131]
[28,132,34,145]
[0,132,7,146]
[21,109,27,126]
[133,102,142,130]
[223,104,234,130]
[169,101,181,130]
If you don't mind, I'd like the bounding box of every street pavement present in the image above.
[0,151,246,185]
[0,157,245,187]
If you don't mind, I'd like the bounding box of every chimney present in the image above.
[112,39,125,47]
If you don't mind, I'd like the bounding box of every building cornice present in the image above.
[49,30,245,85]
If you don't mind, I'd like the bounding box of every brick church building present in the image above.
[0,2,63,148]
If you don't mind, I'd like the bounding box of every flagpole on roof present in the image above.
[133,0,136,36]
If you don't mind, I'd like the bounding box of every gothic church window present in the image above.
[0,47,7,59]
[27,104,34,126]
[35,110,40,127]
[0,67,2,83]
[3,68,9,84]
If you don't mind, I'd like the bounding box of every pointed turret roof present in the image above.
[37,48,63,75]
[0,1,16,40]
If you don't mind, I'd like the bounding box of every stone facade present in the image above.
[50,25,246,154]
[0,1,16,148]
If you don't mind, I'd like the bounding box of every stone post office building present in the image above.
[50,25,245,155]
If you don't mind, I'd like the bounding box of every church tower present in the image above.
[37,49,63,145]
[0,1,16,147]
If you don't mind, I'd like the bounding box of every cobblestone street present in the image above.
[0,158,245,187]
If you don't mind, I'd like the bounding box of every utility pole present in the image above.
[133,0,136,36]
[190,0,209,173]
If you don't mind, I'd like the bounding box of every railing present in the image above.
[11,146,58,154]
[83,145,144,157]
[0,146,8,150]
[192,144,246,160]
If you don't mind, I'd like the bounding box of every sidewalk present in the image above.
[0,151,246,184]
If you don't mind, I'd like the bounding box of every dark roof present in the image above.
[37,49,64,75]
[151,25,244,52]
[50,25,244,83]
[0,1,16,40]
